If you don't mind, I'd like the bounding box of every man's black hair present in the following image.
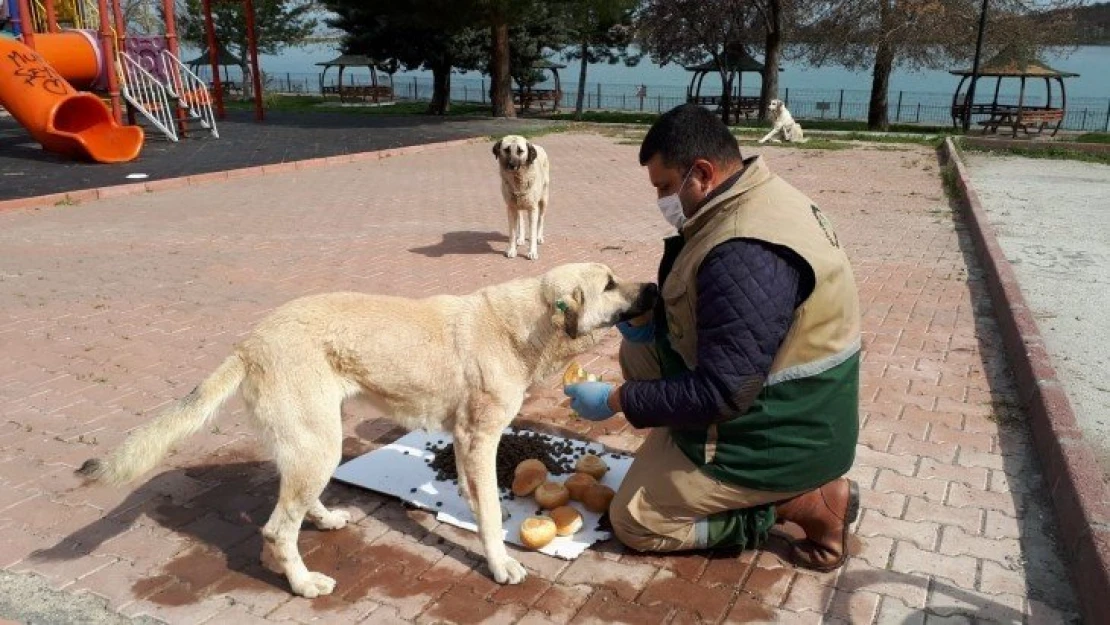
[638,104,742,169]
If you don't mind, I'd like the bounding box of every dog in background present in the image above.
[493,135,550,260]
[759,99,807,144]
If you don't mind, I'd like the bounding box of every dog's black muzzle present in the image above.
[615,282,659,322]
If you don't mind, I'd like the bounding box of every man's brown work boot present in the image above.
[774,478,859,572]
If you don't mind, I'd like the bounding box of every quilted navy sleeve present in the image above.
[620,239,808,429]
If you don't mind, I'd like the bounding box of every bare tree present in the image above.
[636,0,757,124]
[798,0,1081,130]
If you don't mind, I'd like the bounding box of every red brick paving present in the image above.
[0,133,1081,623]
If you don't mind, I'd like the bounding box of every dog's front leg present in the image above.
[758,128,777,144]
[526,207,540,260]
[455,423,526,585]
[506,208,519,258]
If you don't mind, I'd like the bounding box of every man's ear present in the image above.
[492,140,502,159]
[526,143,537,165]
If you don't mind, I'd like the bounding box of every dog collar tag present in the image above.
[555,300,568,313]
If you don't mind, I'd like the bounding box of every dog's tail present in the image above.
[77,354,246,486]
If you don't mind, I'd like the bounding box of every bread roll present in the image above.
[534,481,571,509]
[512,466,546,497]
[563,362,588,387]
[549,506,583,536]
[564,472,597,501]
[514,458,548,478]
[575,453,609,479]
[519,516,557,549]
[583,484,616,514]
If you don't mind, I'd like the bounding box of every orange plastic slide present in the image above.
[0,33,143,163]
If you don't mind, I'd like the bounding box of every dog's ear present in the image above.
[492,140,502,159]
[553,287,585,338]
[526,142,537,165]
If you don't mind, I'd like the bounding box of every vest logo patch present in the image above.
[811,205,840,248]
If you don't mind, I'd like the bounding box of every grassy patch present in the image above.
[1075,132,1110,144]
[229,95,492,117]
[548,110,661,124]
[488,123,573,141]
[960,142,1110,166]
[939,160,964,204]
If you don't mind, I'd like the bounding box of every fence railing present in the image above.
[257,71,1110,133]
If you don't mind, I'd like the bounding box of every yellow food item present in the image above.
[575,453,609,479]
[563,362,589,387]
[514,458,548,477]
[519,516,557,549]
[564,472,598,501]
[583,484,616,513]
[534,481,571,509]
[550,505,583,536]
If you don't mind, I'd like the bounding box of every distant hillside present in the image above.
[1068,2,1110,44]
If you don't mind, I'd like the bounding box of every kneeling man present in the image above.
[565,104,861,570]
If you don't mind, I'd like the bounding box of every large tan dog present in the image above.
[759,99,807,144]
[78,263,657,598]
[493,135,550,260]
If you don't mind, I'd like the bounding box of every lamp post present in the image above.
[963,0,989,132]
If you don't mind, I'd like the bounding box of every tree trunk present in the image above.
[574,40,589,120]
[240,62,251,99]
[490,19,515,118]
[429,64,451,115]
[719,70,732,126]
[868,39,894,130]
[758,2,783,122]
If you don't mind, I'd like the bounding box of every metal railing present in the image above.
[161,49,219,138]
[119,51,178,141]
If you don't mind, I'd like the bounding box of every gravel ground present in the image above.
[964,153,1110,474]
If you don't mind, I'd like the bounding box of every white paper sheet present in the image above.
[332,429,632,559]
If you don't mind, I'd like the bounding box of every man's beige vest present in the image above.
[661,156,861,490]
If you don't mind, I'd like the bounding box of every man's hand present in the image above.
[564,381,618,421]
[617,319,655,343]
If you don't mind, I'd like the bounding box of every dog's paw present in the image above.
[489,556,527,585]
[537,235,545,244]
[758,139,767,144]
[516,236,527,245]
[526,249,538,261]
[312,509,351,531]
[506,247,517,259]
[291,571,336,598]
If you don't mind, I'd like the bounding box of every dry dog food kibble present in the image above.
[428,431,576,489]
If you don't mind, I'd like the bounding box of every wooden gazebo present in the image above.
[685,49,772,122]
[316,54,393,103]
[950,47,1078,137]
[185,47,244,95]
[514,59,565,112]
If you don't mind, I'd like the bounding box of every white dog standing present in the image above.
[493,135,550,260]
[759,99,807,144]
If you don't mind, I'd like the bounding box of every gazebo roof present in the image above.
[185,47,242,68]
[316,54,380,68]
[530,58,567,70]
[950,47,1078,78]
[683,49,768,73]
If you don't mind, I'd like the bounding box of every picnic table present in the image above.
[514,88,562,112]
[688,95,763,122]
[976,106,1065,137]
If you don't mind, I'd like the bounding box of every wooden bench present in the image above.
[688,95,762,122]
[977,108,1064,137]
[514,89,561,112]
[322,85,394,103]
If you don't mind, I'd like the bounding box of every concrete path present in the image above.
[0,133,1080,623]
[964,154,1110,476]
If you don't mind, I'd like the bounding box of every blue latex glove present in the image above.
[564,381,617,421]
[617,320,655,344]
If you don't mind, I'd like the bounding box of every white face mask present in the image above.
[657,167,694,230]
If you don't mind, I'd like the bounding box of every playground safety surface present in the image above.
[0,109,549,202]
